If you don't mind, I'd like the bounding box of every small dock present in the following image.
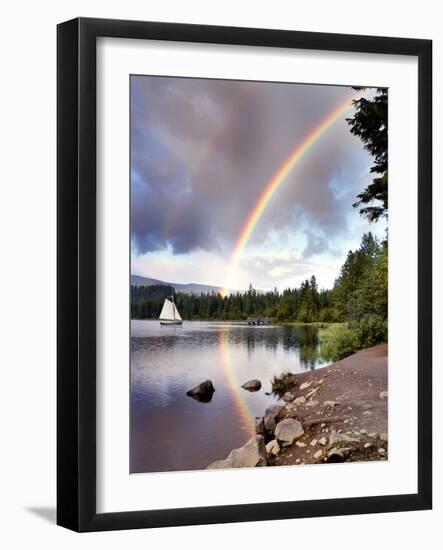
[246,316,271,325]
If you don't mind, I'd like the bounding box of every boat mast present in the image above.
[171,290,175,320]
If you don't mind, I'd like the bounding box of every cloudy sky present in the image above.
[131,75,386,292]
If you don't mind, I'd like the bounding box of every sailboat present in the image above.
[159,293,183,325]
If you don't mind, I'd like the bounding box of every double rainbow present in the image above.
[161,82,255,239]
[220,92,361,297]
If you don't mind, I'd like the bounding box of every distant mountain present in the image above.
[131,274,227,295]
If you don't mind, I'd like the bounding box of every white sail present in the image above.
[159,299,175,320]
[173,302,182,321]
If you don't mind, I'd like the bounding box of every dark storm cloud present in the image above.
[130,75,373,256]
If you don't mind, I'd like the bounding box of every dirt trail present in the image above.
[268,343,388,466]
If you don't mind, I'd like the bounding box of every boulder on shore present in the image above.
[264,404,282,433]
[255,416,265,435]
[207,435,267,469]
[326,447,351,463]
[282,391,295,402]
[186,380,215,402]
[266,439,280,456]
[274,418,304,447]
[241,379,262,391]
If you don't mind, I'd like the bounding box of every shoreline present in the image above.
[208,343,388,468]
[131,318,340,327]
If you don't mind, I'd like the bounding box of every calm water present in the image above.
[130,320,331,473]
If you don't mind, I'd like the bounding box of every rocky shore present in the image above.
[207,343,388,469]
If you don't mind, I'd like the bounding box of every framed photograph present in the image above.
[57,17,432,531]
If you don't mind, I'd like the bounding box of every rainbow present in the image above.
[212,92,362,440]
[218,325,255,436]
[221,92,361,297]
[161,82,255,239]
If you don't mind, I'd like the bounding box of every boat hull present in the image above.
[160,320,183,326]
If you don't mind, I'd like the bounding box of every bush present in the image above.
[320,325,359,362]
[353,314,387,348]
[271,371,292,394]
[319,316,387,362]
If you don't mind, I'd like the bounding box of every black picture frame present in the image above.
[57,17,432,532]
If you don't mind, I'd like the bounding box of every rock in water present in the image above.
[207,436,267,469]
[241,379,262,391]
[186,380,215,402]
[274,418,304,446]
[264,404,282,433]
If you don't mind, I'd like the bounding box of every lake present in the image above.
[130,320,331,473]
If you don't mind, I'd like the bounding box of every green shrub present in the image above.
[353,314,387,348]
[320,325,359,362]
[271,371,292,394]
[320,316,387,362]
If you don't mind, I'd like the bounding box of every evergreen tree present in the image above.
[347,88,388,222]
